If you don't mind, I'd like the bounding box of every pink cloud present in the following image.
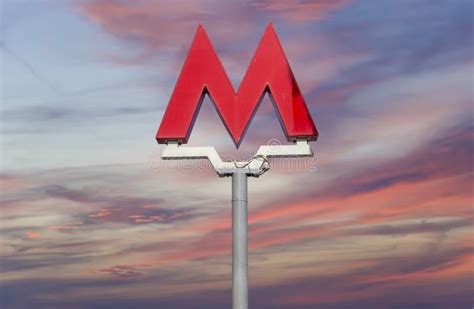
[150,169,471,268]
[0,174,27,193]
[78,0,255,53]
[77,0,352,68]
[252,0,351,21]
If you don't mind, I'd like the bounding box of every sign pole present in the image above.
[232,170,248,309]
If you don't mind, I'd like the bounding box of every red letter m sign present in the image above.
[156,23,318,147]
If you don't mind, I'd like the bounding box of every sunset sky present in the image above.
[1,0,473,308]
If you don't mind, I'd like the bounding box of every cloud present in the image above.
[323,121,474,198]
[252,0,351,21]
[25,231,39,239]
[342,218,471,237]
[42,184,195,225]
[77,0,352,68]
[307,0,474,108]
[1,157,472,307]
[0,174,26,192]
[99,264,151,279]
[78,0,256,60]
[86,206,193,225]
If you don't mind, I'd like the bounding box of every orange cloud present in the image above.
[25,231,39,239]
[88,207,118,218]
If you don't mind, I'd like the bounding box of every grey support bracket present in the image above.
[161,140,314,177]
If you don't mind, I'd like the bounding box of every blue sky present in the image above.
[1,0,473,308]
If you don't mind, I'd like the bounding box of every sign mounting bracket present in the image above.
[161,140,314,177]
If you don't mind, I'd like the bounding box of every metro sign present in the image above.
[155,23,319,309]
[156,23,318,147]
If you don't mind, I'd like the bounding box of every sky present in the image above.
[0,0,473,308]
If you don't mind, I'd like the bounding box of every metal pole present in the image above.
[232,170,248,309]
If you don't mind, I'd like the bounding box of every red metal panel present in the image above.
[156,22,318,147]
